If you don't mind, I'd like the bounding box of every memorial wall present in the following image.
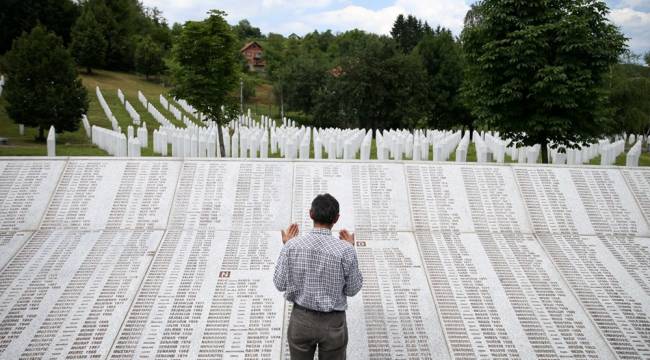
[0,157,648,359]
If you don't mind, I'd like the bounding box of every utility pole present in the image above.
[280,83,284,124]
[240,78,244,115]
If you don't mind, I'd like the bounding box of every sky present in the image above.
[141,0,650,56]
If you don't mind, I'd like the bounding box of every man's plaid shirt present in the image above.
[273,227,363,312]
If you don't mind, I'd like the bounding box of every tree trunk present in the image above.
[87,67,92,74]
[36,126,45,142]
[216,123,226,157]
[540,139,549,164]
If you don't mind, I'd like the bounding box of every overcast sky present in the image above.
[141,0,650,56]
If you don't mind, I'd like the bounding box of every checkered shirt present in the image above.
[273,227,363,312]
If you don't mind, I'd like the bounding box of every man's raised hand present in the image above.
[281,223,299,244]
[339,229,355,246]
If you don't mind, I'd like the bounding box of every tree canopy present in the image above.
[390,14,432,53]
[3,25,88,141]
[70,4,107,74]
[462,0,626,162]
[169,10,240,156]
[0,0,79,54]
[416,27,471,132]
[609,64,650,137]
[134,35,164,79]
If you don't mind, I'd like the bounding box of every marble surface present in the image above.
[39,160,181,230]
[0,160,66,230]
[0,158,649,359]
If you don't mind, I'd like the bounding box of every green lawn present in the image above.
[0,96,109,156]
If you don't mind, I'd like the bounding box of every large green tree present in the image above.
[232,19,263,42]
[609,64,650,137]
[134,35,164,79]
[82,0,171,71]
[390,14,432,53]
[313,34,429,130]
[3,25,88,141]
[0,0,79,54]
[462,0,626,163]
[169,10,240,156]
[70,5,107,74]
[416,27,472,131]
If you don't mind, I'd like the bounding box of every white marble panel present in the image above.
[0,231,33,271]
[535,233,650,358]
[459,165,532,233]
[514,167,649,236]
[109,229,284,359]
[292,163,355,232]
[168,161,292,230]
[0,160,66,230]
[406,164,531,233]
[39,160,181,230]
[405,164,472,232]
[621,168,650,225]
[292,163,412,233]
[414,232,616,359]
[0,230,162,359]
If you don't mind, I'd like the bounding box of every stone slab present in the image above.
[514,167,649,236]
[405,164,531,233]
[621,168,650,225]
[167,161,292,230]
[292,163,412,233]
[414,231,616,359]
[0,160,66,230]
[0,231,33,271]
[39,160,181,230]
[0,230,162,359]
[535,233,650,358]
[1,159,649,359]
[109,229,284,359]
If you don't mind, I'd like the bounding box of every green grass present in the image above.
[0,96,109,156]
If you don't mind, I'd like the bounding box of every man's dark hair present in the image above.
[311,193,339,225]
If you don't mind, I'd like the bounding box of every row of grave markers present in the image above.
[37,85,649,165]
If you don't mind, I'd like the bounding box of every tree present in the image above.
[70,5,107,74]
[390,14,426,53]
[0,0,79,54]
[232,19,263,42]
[416,28,472,131]
[169,10,240,156]
[644,52,650,67]
[609,64,650,138]
[3,25,88,141]
[134,36,164,79]
[101,0,140,70]
[313,34,429,130]
[462,0,626,163]
[281,53,329,115]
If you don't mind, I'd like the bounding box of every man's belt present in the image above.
[293,302,344,314]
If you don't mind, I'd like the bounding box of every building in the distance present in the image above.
[240,41,266,72]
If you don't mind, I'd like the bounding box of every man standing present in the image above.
[273,193,363,360]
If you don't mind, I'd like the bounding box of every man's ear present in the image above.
[309,209,314,220]
[332,214,340,225]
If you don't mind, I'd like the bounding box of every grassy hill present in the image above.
[0,69,648,166]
